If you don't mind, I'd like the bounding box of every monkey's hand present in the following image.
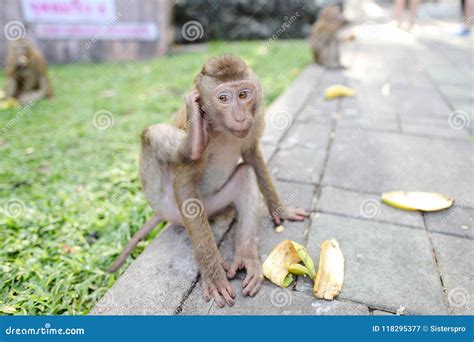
[201,258,236,307]
[227,254,263,297]
[185,90,209,161]
[273,207,309,225]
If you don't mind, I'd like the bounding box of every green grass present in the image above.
[0,40,311,315]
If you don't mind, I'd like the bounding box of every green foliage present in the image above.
[0,40,311,314]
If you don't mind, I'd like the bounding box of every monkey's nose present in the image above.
[235,117,246,123]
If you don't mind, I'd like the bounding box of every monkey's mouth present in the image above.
[229,128,250,138]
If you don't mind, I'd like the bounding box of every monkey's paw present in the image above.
[227,256,263,297]
[201,272,236,307]
[273,207,309,224]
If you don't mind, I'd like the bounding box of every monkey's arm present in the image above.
[244,145,309,224]
[173,164,235,307]
[142,91,208,164]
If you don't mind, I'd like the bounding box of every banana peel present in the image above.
[263,240,316,287]
[313,239,345,300]
[381,191,454,212]
[263,240,300,287]
[324,85,356,100]
[0,97,19,110]
[264,239,345,300]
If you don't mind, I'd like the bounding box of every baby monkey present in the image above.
[110,55,309,307]
[311,5,348,69]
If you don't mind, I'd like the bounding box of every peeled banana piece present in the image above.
[324,85,356,100]
[313,239,344,300]
[381,191,454,212]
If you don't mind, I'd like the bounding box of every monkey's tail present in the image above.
[107,214,162,273]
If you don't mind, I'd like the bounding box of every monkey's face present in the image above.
[321,6,344,24]
[207,81,257,138]
[13,46,30,69]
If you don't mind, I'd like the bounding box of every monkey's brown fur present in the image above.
[311,6,346,69]
[4,39,53,105]
[109,55,309,307]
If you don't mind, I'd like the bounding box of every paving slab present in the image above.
[269,146,326,184]
[317,186,424,228]
[262,65,324,145]
[399,114,471,140]
[299,213,448,314]
[338,91,400,132]
[295,105,334,126]
[400,122,471,140]
[425,206,474,239]
[322,129,474,207]
[91,212,233,315]
[431,233,474,315]
[280,122,332,151]
[181,280,369,315]
[375,86,453,118]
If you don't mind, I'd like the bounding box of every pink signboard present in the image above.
[21,0,116,23]
[35,23,159,41]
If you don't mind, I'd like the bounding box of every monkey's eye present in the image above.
[239,90,249,100]
[218,94,230,103]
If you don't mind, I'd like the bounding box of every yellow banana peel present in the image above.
[264,239,345,301]
[263,240,301,287]
[0,97,19,110]
[381,191,453,212]
[313,239,344,300]
[324,85,356,100]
